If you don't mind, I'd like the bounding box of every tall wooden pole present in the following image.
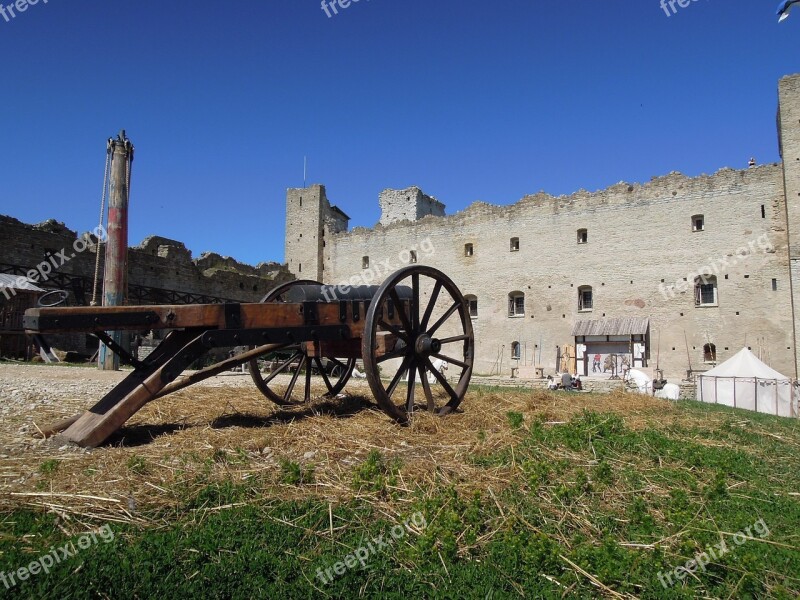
[98,131,134,371]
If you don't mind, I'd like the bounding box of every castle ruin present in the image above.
[284,74,800,380]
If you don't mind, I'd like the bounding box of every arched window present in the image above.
[508,291,525,317]
[464,294,478,318]
[694,275,718,306]
[578,286,593,311]
[703,343,717,363]
[511,341,521,360]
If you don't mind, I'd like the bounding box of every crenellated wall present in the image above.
[284,74,800,380]
[319,166,793,378]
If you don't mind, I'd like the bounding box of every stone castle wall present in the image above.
[779,75,800,376]
[0,215,294,304]
[321,166,794,379]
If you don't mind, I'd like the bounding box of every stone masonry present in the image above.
[0,216,293,304]
[378,187,446,226]
[285,74,800,381]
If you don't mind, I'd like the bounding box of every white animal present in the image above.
[625,369,680,400]
[429,358,449,384]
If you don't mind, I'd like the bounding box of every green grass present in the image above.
[1,401,799,598]
[279,458,314,485]
[37,460,59,476]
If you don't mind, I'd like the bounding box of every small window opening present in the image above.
[508,292,525,317]
[692,215,704,231]
[465,295,478,318]
[694,275,717,306]
[578,286,593,311]
[703,343,717,363]
[577,229,588,244]
[510,237,520,252]
[362,256,369,269]
[464,243,473,257]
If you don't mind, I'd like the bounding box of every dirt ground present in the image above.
[0,362,701,526]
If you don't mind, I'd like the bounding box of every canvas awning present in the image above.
[0,274,45,293]
[572,317,650,337]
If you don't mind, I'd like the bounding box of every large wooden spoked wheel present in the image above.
[362,265,474,422]
[248,280,356,405]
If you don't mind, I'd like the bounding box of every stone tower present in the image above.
[778,74,800,377]
[285,184,349,281]
[379,186,445,226]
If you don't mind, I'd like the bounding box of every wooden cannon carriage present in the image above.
[24,265,475,448]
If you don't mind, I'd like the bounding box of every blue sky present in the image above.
[0,0,796,265]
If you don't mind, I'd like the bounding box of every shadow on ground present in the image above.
[105,395,378,447]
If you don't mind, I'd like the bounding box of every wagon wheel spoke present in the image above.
[324,357,356,397]
[386,355,412,399]
[431,353,470,371]
[424,356,459,404]
[316,358,335,395]
[438,334,471,345]
[262,350,302,385]
[284,353,306,403]
[419,362,435,412]
[411,273,420,331]
[328,357,348,371]
[406,358,417,414]
[379,320,409,343]
[420,281,442,331]
[428,301,461,337]
[389,288,413,334]
[377,347,409,364]
[304,357,312,403]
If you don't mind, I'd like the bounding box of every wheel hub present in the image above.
[415,334,442,357]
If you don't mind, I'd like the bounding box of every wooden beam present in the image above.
[155,343,285,398]
[25,302,401,334]
[57,330,204,448]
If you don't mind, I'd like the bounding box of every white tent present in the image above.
[696,348,797,418]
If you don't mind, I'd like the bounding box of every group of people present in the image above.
[546,372,583,391]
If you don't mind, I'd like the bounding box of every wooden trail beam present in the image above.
[39,342,286,439]
[154,342,286,398]
[56,329,206,448]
